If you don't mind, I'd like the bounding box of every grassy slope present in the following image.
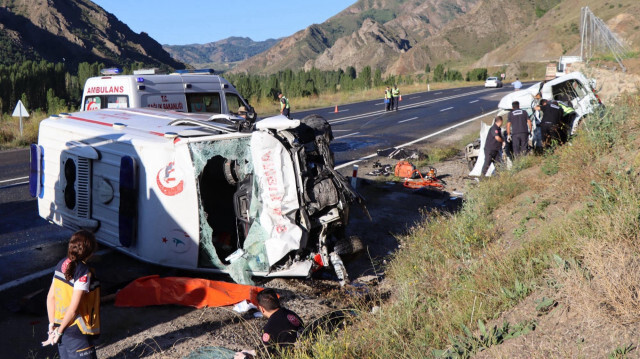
[283,85,640,356]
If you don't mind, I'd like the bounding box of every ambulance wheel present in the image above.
[335,236,364,256]
[467,157,477,171]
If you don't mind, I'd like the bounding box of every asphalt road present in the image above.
[291,84,513,168]
[0,84,515,289]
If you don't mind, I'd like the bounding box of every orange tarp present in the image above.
[114,275,264,309]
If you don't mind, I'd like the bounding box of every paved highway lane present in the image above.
[0,149,72,287]
[0,84,518,288]
[291,85,515,168]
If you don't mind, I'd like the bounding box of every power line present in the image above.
[580,6,629,72]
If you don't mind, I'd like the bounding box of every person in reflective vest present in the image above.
[557,100,576,143]
[384,87,392,111]
[278,93,291,119]
[392,85,400,111]
[43,230,100,359]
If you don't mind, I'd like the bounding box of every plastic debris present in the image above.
[232,299,257,314]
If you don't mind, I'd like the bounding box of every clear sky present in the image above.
[91,0,355,45]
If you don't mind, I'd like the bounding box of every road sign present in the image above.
[12,100,29,137]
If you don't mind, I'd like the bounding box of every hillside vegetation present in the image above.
[163,37,280,71]
[280,70,640,357]
[0,0,182,68]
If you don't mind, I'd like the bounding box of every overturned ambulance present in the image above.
[30,108,366,284]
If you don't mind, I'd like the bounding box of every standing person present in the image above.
[539,99,563,147]
[43,230,100,359]
[392,84,400,111]
[506,101,532,156]
[278,93,290,119]
[512,77,522,91]
[556,97,576,144]
[481,116,505,176]
[258,288,304,356]
[384,86,392,111]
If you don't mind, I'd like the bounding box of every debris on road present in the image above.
[377,147,425,160]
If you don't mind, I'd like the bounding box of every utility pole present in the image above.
[580,6,629,72]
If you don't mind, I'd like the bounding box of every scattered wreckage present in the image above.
[30,108,367,285]
[468,71,604,176]
[366,148,444,189]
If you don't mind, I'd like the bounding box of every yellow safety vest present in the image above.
[392,88,400,97]
[53,263,101,335]
[385,90,392,99]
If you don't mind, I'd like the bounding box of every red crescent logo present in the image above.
[156,162,184,196]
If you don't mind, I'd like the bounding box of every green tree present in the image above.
[425,64,431,73]
[373,68,383,87]
[433,64,445,82]
[358,66,372,89]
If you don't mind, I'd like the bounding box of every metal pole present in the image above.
[19,107,23,137]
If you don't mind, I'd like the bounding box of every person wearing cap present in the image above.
[278,93,291,119]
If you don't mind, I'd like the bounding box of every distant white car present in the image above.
[484,77,503,88]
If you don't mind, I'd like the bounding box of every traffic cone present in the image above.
[399,95,402,101]
[334,105,339,113]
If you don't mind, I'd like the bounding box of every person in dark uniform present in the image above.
[481,116,504,176]
[539,99,563,147]
[258,288,304,356]
[506,101,531,156]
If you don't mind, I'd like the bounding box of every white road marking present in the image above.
[469,100,479,103]
[409,96,419,100]
[330,109,350,113]
[440,107,454,112]
[398,117,419,123]
[0,181,28,190]
[334,132,360,139]
[375,102,385,106]
[335,109,500,170]
[328,88,495,125]
[453,89,460,92]
[0,248,113,292]
[435,92,442,94]
[0,176,28,184]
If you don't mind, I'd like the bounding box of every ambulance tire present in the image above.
[334,235,364,257]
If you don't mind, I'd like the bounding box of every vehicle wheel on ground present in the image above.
[334,235,364,257]
[467,157,477,171]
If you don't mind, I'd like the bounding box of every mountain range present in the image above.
[0,0,182,68]
[228,0,639,76]
[163,37,279,72]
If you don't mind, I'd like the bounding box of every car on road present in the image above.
[30,108,366,285]
[484,77,503,88]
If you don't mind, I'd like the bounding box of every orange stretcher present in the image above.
[402,168,444,189]
[114,275,264,308]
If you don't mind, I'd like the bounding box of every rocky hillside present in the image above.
[163,37,279,71]
[473,0,640,70]
[232,0,482,75]
[0,0,183,68]
[232,0,638,76]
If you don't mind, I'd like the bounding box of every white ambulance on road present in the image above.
[30,108,365,284]
[81,69,257,121]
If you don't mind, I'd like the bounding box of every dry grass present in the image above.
[284,88,640,358]
[0,111,56,149]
